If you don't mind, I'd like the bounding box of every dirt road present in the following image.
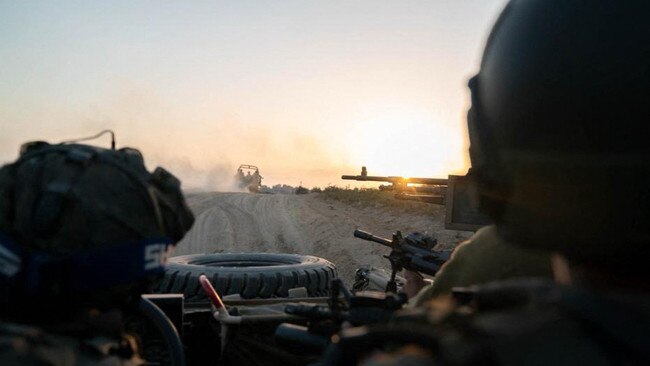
[175,192,471,283]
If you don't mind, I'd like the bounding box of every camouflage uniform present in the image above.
[410,226,552,307]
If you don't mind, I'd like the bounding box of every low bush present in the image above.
[295,186,310,195]
[316,186,438,216]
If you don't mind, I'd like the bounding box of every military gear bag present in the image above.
[0,142,194,313]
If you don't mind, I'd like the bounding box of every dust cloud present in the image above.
[158,158,245,193]
[133,122,356,192]
[0,80,460,190]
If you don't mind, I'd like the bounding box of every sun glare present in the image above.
[345,106,468,179]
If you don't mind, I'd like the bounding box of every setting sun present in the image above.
[1,1,507,189]
[344,104,469,179]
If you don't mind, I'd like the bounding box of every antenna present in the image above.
[60,129,116,150]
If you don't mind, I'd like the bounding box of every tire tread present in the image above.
[156,253,337,301]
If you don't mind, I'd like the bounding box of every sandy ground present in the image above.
[174,192,473,282]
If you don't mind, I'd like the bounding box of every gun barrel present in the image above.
[275,323,329,352]
[354,229,392,247]
[402,177,448,185]
[341,175,403,183]
[341,175,448,186]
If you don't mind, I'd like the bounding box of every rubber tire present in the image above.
[156,253,338,301]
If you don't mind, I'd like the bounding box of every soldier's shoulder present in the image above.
[452,225,552,277]
[450,226,514,263]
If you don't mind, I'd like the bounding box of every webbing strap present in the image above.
[0,232,21,278]
[0,233,173,295]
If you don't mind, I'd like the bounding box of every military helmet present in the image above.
[468,0,650,272]
[0,141,194,315]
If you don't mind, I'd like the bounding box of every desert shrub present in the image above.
[310,187,322,193]
[316,186,439,216]
[295,186,309,195]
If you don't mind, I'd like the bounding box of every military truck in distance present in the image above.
[235,164,262,193]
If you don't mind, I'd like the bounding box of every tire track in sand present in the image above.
[174,192,471,284]
[175,193,309,256]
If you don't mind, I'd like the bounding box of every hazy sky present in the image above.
[1,0,508,189]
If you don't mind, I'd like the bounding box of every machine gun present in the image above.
[275,279,407,354]
[342,166,447,205]
[343,167,493,232]
[353,229,452,293]
[274,228,452,353]
[273,228,452,354]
